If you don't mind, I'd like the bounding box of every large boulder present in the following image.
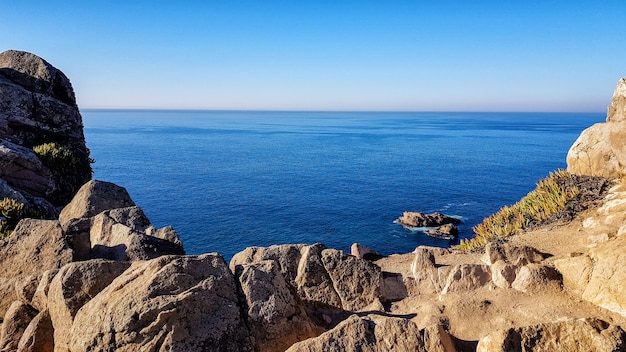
[59,180,136,225]
[286,314,457,352]
[567,77,626,177]
[69,254,252,352]
[89,206,184,261]
[476,318,626,352]
[321,249,383,311]
[48,260,131,351]
[236,260,323,352]
[0,219,73,317]
[0,301,38,351]
[0,49,92,206]
[17,309,54,352]
[555,234,626,316]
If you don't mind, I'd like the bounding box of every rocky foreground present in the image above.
[0,50,626,351]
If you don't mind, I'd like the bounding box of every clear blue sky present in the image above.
[2,1,625,112]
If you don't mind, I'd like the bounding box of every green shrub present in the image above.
[457,170,579,251]
[0,198,40,239]
[33,142,93,204]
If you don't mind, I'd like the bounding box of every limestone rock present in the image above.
[286,314,456,352]
[511,264,562,293]
[17,309,54,352]
[237,260,323,352]
[441,264,491,294]
[476,318,626,352]
[321,249,383,311]
[0,301,38,351]
[396,211,461,228]
[567,77,626,177]
[89,207,185,261]
[69,254,252,352]
[48,260,131,351]
[59,180,135,225]
[0,219,73,317]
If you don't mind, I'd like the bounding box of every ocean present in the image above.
[82,110,602,260]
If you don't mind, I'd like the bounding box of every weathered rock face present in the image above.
[89,206,185,261]
[555,233,626,316]
[230,244,383,312]
[286,314,457,352]
[230,244,385,350]
[237,260,324,352]
[18,309,54,352]
[59,180,136,225]
[48,260,131,352]
[0,301,38,351]
[0,49,92,207]
[0,219,73,317]
[69,254,252,352]
[59,180,184,261]
[477,318,626,352]
[567,77,626,177]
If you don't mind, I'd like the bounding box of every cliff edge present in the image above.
[0,52,624,351]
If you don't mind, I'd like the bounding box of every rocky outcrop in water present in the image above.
[567,77,626,178]
[0,49,92,215]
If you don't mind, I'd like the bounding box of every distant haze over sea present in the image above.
[83,110,602,259]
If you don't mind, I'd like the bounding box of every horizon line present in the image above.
[80,107,606,114]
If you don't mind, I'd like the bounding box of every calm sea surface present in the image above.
[82,110,602,260]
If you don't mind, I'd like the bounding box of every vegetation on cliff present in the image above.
[33,142,93,204]
[458,170,611,251]
[0,198,40,239]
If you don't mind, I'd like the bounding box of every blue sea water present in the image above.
[82,110,602,260]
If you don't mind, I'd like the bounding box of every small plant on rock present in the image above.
[457,170,581,251]
[33,142,93,204]
[0,198,40,239]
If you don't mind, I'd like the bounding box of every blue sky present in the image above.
[2,1,625,111]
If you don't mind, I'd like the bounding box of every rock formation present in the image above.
[0,52,625,351]
[396,211,461,228]
[567,77,626,177]
[0,49,92,216]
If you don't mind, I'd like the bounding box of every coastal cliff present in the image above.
[0,50,625,351]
